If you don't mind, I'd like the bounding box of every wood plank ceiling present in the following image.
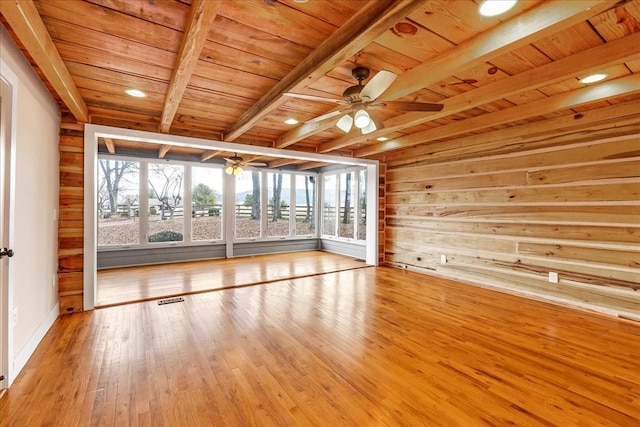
[1,0,640,170]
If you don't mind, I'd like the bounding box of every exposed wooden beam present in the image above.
[223,0,428,142]
[160,0,221,133]
[201,150,223,162]
[2,0,88,122]
[380,0,611,102]
[268,158,305,168]
[158,145,172,159]
[297,161,328,171]
[355,74,640,157]
[103,138,116,154]
[318,0,624,154]
[275,116,340,149]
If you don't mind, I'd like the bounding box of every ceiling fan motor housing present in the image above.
[342,84,365,103]
[342,66,371,103]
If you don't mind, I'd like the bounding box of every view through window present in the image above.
[98,156,322,248]
[322,169,367,241]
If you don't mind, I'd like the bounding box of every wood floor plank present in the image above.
[2,261,639,426]
[96,250,368,306]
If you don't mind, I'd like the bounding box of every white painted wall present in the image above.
[1,27,60,384]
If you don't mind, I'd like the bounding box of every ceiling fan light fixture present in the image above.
[362,113,384,135]
[579,73,608,84]
[336,114,354,133]
[225,164,243,176]
[478,0,517,17]
[354,109,371,129]
[361,120,377,135]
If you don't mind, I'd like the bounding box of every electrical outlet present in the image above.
[440,254,447,264]
[12,307,17,326]
[53,208,58,222]
[548,272,559,283]
[52,273,57,289]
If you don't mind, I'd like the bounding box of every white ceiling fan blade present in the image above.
[382,101,444,112]
[246,162,267,167]
[305,108,348,124]
[283,92,343,104]
[336,114,353,133]
[360,70,397,101]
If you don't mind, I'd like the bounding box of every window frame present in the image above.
[320,166,368,243]
[97,154,319,251]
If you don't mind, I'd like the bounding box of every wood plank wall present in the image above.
[379,162,386,265]
[384,124,640,317]
[57,120,84,313]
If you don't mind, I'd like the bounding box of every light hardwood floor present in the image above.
[97,251,368,306]
[2,263,639,426]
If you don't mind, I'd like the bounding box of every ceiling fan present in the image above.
[284,66,444,135]
[223,154,267,175]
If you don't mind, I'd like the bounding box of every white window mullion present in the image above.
[355,169,362,241]
[261,170,267,239]
[224,169,235,257]
[139,162,149,247]
[335,172,340,238]
[289,173,295,237]
[183,165,192,244]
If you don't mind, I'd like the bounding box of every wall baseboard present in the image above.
[11,304,59,385]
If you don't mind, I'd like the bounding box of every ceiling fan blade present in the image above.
[246,162,267,167]
[305,108,349,124]
[382,101,444,112]
[283,92,343,104]
[360,70,397,101]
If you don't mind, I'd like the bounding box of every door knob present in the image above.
[0,248,14,258]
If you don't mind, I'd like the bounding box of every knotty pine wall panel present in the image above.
[379,162,386,264]
[58,123,85,313]
[384,132,640,317]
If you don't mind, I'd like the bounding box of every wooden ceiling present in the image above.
[2,0,640,169]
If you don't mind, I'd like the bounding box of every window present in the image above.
[323,174,337,236]
[148,163,184,243]
[192,166,223,241]
[97,159,140,246]
[266,172,290,238]
[358,169,367,241]
[236,170,261,239]
[338,171,355,239]
[295,174,315,236]
[321,168,367,241]
[96,154,321,249]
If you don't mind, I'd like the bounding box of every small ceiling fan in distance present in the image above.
[284,66,444,135]
[223,153,267,175]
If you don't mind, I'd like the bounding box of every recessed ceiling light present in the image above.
[125,88,147,98]
[284,118,299,125]
[479,0,517,17]
[579,73,608,84]
[376,136,389,141]
[293,0,309,3]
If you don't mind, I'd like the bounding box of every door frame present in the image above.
[0,60,18,387]
[83,124,379,309]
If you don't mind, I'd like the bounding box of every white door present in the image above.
[0,78,14,389]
